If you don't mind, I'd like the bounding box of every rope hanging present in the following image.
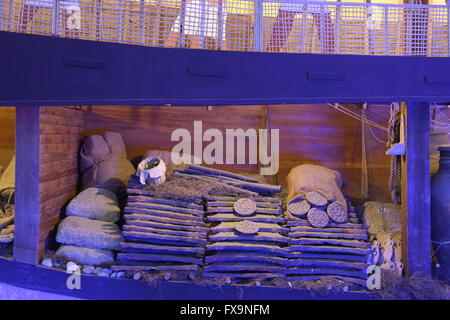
[388,103,402,205]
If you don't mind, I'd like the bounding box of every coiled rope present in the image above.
[388,103,402,205]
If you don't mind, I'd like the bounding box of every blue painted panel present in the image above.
[1,31,450,106]
[0,258,375,300]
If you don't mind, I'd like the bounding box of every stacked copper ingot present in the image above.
[285,196,370,286]
[204,195,290,282]
[111,178,207,277]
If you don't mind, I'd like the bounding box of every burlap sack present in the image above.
[66,187,120,223]
[81,132,135,193]
[82,158,135,193]
[104,131,127,157]
[286,164,347,220]
[80,135,110,173]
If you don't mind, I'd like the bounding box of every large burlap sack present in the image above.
[104,131,127,158]
[55,245,114,265]
[363,201,401,238]
[286,164,347,220]
[56,216,123,251]
[82,158,135,193]
[81,132,135,193]
[66,187,120,223]
[80,135,110,173]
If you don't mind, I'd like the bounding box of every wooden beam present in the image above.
[13,106,41,265]
[401,102,431,277]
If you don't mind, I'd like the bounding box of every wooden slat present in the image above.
[126,200,204,216]
[286,259,367,270]
[117,253,203,265]
[209,232,290,244]
[125,194,203,210]
[122,224,205,238]
[124,213,204,227]
[125,206,202,221]
[286,268,368,280]
[206,213,284,223]
[206,242,287,256]
[290,245,370,255]
[288,231,368,241]
[111,264,199,272]
[126,219,208,234]
[291,238,370,249]
[120,241,204,255]
[123,230,207,246]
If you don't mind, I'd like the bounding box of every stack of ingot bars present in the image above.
[111,179,206,276]
[285,197,370,286]
[203,196,290,281]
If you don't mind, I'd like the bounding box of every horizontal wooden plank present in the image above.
[210,221,288,234]
[206,206,281,215]
[291,238,370,249]
[288,231,368,241]
[285,275,366,286]
[124,213,204,227]
[111,264,199,272]
[206,242,287,256]
[125,206,202,222]
[286,259,367,270]
[122,224,205,238]
[126,200,204,216]
[205,195,280,203]
[206,214,284,223]
[286,220,366,229]
[286,268,368,280]
[205,254,286,266]
[120,241,204,255]
[207,200,279,209]
[125,194,203,210]
[126,219,208,234]
[287,252,368,262]
[123,231,207,246]
[204,264,285,273]
[289,226,366,234]
[117,253,203,265]
[290,245,370,255]
[209,232,290,244]
[202,272,283,279]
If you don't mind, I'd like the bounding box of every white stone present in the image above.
[133,273,141,280]
[97,272,110,277]
[102,268,112,275]
[116,272,125,279]
[83,266,95,274]
[66,261,79,273]
[94,267,103,274]
[111,272,117,278]
[41,258,53,268]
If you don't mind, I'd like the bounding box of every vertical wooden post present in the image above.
[13,106,41,265]
[401,102,431,277]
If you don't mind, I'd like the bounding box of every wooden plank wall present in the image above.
[38,107,84,259]
[0,107,15,169]
[83,104,392,203]
[0,107,15,149]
